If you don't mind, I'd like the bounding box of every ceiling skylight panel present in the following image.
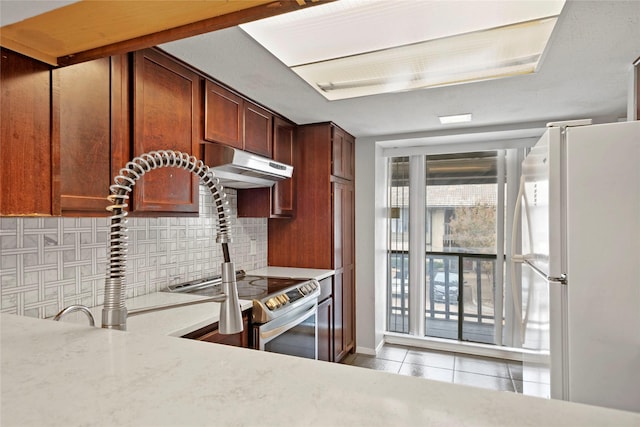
[240,0,565,100]
[293,17,558,100]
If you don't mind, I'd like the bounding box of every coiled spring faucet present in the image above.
[55,150,243,335]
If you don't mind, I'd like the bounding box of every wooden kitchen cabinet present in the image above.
[203,79,272,158]
[317,297,333,362]
[332,180,355,361]
[268,122,355,362]
[182,310,252,348]
[332,126,355,181]
[0,48,58,216]
[203,80,243,149]
[57,48,201,216]
[54,55,129,215]
[243,102,272,157]
[271,117,296,216]
[237,117,296,218]
[132,48,201,215]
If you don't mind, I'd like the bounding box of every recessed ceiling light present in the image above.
[438,114,472,124]
[241,0,566,101]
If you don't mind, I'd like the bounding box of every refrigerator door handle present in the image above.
[510,174,559,343]
[524,259,567,285]
[510,175,528,341]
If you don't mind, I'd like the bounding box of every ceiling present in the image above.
[2,0,639,145]
[158,0,640,141]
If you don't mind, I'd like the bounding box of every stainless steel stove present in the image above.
[166,271,321,359]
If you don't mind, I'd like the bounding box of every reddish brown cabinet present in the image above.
[332,126,355,181]
[0,48,57,216]
[56,48,201,217]
[268,122,355,362]
[182,310,251,348]
[204,80,243,148]
[332,180,355,361]
[243,102,272,157]
[271,117,296,216]
[54,55,129,215]
[317,297,333,362]
[132,49,201,215]
[237,117,296,218]
[203,79,272,158]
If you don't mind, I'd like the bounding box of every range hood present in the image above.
[203,144,293,189]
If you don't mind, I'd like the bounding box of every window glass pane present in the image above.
[425,254,459,340]
[388,157,409,333]
[461,257,497,344]
[424,152,500,343]
[426,152,498,255]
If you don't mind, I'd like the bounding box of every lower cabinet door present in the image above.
[317,297,333,362]
[182,311,251,348]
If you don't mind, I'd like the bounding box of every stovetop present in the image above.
[166,271,308,300]
[165,271,321,323]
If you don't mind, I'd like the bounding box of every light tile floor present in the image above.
[341,344,534,394]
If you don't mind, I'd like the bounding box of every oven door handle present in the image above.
[259,303,317,341]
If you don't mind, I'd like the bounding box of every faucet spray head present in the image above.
[219,261,244,334]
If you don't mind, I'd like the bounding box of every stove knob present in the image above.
[283,294,290,302]
[265,299,275,310]
[277,295,287,304]
[300,286,308,295]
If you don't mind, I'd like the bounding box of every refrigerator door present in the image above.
[520,127,563,278]
[564,121,640,412]
[517,126,567,401]
[520,263,551,398]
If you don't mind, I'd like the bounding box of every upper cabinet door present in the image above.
[56,55,130,216]
[236,117,296,219]
[203,78,273,158]
[244,102,272,157]
[272,117,295,217]
[132,49,200,215]
[331,126,354,181]
[0,48,57,216]
[204,80,243,148]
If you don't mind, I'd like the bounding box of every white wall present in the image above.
[354,137,387,355]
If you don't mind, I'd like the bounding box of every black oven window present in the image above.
[264,313,317,359]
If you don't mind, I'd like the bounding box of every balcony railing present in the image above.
[388,250,499,344]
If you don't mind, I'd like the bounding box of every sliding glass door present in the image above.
[388,151,506,345]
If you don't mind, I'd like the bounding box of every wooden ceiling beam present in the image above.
[0,0,333,67]
[58,0,332,67]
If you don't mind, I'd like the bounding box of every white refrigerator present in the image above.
[512,119,640,412]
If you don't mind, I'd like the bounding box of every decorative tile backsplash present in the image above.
[0,186,267,319]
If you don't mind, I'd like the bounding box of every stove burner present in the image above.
[243,277,304,290]
[165,274,320,323]
[236,286,266,299]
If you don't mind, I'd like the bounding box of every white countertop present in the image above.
[60,292,253,337]
[2,314,638,427]
[58,266,333,336]
[247,266,335,280]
